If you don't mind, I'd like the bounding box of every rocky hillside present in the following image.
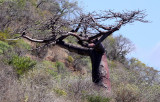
[0,32,160,102]
[0,0,160,102]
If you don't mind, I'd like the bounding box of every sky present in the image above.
[77,0,160,71]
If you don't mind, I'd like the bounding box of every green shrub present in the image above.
[0,32,31,51]
[86,95,110,102]
[67,56,74,63]
[16,0,26,8]
[0,32,9,41]
[0,41,12,54]
[0,49,3,54]
[9,55,36,76]
[43,61,58,77]
[47,68,58,77]
[42,60,56,68]
[115,83,141,102]
[55,61,65,73]
[53,88,67,96]
[8,39,31,50]
[0,0,4,4]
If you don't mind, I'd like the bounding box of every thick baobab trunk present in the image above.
[58,40,111,90]
[90,45,111,91]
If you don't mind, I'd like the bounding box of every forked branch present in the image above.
[16,10,147,52]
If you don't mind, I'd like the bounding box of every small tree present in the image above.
[14,10,147,91]
[103,35,135,63]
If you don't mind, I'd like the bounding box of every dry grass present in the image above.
[0,60,111,102]
[0,62,70,102]
[1,56,159,102]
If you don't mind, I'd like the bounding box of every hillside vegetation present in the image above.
[0,0,160,102]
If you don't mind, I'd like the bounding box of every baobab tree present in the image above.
[16,10,147,91]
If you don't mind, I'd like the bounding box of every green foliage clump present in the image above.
[8,38,31,50]
[17,39,31,50]
[28,0,37,7]
[129,57,146,67]
[42,61,58,77]
[67,55,74,63]
[24,95,29,102]
[0,32,10,41]
[53,88,67,96]
[0,40,12,54]
[55,61,66,73]
[43,60,56,68]
[16,0,26,8]
[86,95,110,102]
[0,0,4,4]
[47,68,58,77]
[8,55,36,76]
[0,32,31,50]
[115,83,140,102]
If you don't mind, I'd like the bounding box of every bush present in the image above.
[8,55,36,76]
[114,83,141,102]
[53,88,67,96]
[0,40,12,54]
[0,32,10,41]
[47,68,58,77]
[0,32,31,55]
[42,61,58,77]
[43,60,56,68]
[55,61,66,73]
[10,39,31,50]
[86,95,110,102]
[67,55,74,63]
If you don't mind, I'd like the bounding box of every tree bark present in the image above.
[90,44,111,91]
[58,40,111,90]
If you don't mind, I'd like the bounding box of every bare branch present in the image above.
[57,40,92,56]
[12,10,147,55]
[21,33,45,43]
